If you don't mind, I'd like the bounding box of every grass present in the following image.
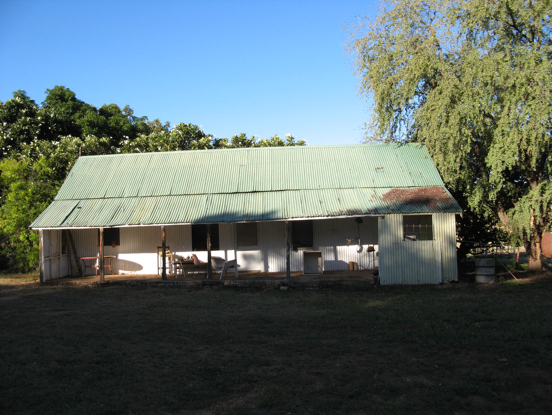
[1,273,552,414]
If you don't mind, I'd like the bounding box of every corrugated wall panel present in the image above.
[63,214,456,280]
[314,218,379,270]
[379,213,457,285]
[260,221,286,272]
[378,215,400,284]
[41,229,70,280]
[218,223,237,262]
[258,218,380,273]
[434,213,458,282]
[71,224,237,275]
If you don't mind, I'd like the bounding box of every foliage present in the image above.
[230,132,306,148]
[0,158,59,270]
[0,86,305,271]
[349,0,552,269]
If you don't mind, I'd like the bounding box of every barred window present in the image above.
[403,215,433,241]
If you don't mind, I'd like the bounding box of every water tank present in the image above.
[475,255,495,283]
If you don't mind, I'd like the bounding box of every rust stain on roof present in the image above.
[382,186,455,210]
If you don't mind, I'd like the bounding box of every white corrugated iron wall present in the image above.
[66,217,383,276]
[71,225,235,275]
[41,229,70,279]
[434,213,458,282]
[315,217,379,271]
[259,221,286,272]
[378,213,457,285]
[259,218,379,273]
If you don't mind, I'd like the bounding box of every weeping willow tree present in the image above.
[349,0,551,270]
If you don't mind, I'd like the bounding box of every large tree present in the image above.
[349,0,551,270]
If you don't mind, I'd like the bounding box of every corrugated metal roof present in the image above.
[31,144,462,229]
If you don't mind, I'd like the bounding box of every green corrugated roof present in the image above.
[31,144,461,228]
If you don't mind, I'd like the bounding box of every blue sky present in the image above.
[0,0,379,145]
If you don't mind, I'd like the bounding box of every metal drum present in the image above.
[475,255,496,283]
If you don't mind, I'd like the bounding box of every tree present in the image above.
[229,133,306,148]
[0,91,41,155]
[349,0,552,270]
[0,157,59,270]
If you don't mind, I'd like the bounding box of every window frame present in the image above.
[192,224,220,251]
[402,215,433,241]
[236,222,258,248]
[292,220,314,250]
[98,228,120,247]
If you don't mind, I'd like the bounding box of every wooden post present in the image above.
[234,223,239,278]
[207,224,212,279]
[285,220,291,284]
[57,230,61,279]
[99,227,105,283]
[161,226,167,281]
[49,231,52,281]
[39,230,44,283]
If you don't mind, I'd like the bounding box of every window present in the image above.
[403,215,433,241]
[237,223,258,247]
[98,228,120,246]
[292,220,313,250]
[192,224,219,251]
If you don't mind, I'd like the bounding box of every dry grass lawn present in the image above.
[1,272,552,414]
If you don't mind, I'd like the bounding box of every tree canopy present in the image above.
[349,0,552,269]
[0,86,304,271]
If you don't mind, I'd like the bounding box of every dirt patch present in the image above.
[382,186,457,210]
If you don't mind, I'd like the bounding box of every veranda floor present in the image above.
[43,269,376,286]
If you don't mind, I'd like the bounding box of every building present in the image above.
[30,144,462,284]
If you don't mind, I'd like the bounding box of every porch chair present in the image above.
[191,254,208,273]
[210,256,226,279]
[218,259,238,280]
[171,254,186,278]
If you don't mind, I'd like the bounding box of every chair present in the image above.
[191,254,208,273]
[210,256,226,278]
[219,259,239,280]
[171,254,186,278]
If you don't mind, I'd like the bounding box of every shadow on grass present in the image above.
[1,274,551,414]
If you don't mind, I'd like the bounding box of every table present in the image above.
[172,258,194,277]
[80,256,115,276]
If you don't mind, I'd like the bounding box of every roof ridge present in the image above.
[78,143,425,159]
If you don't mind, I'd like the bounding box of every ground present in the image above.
[1,270,551,414]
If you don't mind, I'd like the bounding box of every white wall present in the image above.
[61,217,380,276]
[41,229,70,280]
[260,217,379,273]
[41,214,458,282]
[71,225,231,275]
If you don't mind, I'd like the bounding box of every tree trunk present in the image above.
[524,233,542,271]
